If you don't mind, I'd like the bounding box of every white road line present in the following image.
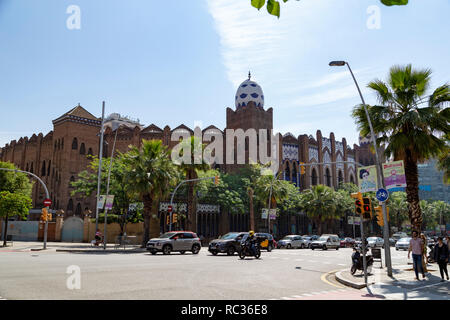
[338,264,346,266]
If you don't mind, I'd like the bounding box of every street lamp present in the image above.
[329,60,393,277]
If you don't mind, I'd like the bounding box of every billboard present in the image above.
[383,160,407,190]
[358,165,378,192]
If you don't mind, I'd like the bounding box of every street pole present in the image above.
[0,168,50,249]
[95,102,106,234]
[360,219,368,285]
[330,61,393,277]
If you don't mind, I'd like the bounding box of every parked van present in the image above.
[310,234,340,250]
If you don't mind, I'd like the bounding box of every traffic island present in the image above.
[335,269,374,289]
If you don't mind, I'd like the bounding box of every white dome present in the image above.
[235,78,264,109]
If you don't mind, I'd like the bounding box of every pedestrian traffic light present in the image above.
[299,162,305,175]
[362,197,372,220]
[351,192,363,216]
[214,175,219,185]
[40,208,48,222]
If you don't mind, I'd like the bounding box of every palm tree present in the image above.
[353,65,450,232]
[177,136,210,233]
[387,192,409,231]
[122,140,178,246]
[299,185,337,235]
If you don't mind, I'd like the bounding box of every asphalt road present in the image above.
[0,246,414,300]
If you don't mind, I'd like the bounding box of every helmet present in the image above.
[249,230,255,236]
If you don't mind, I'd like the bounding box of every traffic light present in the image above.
[47,213,52,222]
[375,206,390,226]
[299,162,305,175]
[40,208,48,222]
[362,197,372,220]
[351,192,363,216]
[166,215,170,225]
[214,175,220,185]
[173,213,178,224]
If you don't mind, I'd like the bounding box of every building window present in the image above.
[72,138,78,150]
[350,174,355,184]
[30,162,34,173]
[75,203,82,216]
[80,143,86,155]
[325,168,331,187]
[41,160,46,176]
[88,148,93,156]
[69,176,75,188]
[285,163,291,181]
[47,160,51,176]
[311,168,317,186]
[338,170,343,185]
[67,199,74,212]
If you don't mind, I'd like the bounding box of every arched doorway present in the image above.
[311,168,318,186]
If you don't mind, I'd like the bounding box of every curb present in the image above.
[335,270,374,289]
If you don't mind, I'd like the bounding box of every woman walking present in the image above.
[434,237,449,282]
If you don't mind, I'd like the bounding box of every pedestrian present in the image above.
[420,233,428,273]
[408,230,426,280]
[433,237,449,282]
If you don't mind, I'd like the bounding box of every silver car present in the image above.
[278,235,306,249]
[395,237,411,251]
[367,237,384,248]
[146,231,202,255]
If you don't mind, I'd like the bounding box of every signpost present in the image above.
[376,188,389,202]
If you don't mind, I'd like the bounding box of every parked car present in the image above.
[255,233,275,252]
[395,237,411,251]
[392,232,408,242]
[310,234,340,250]
[389,238,396,246]
[146,231,201,255]
[301,236,313,248]
[277,235,306,249]
[340,237,355,248]
[426,237,435,246]
[367,237,384,248]
[208,232,247,256]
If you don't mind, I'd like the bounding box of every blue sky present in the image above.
[0,0,449,148]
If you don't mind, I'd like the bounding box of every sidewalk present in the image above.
[0,241,146,253]
[336,264,450,300]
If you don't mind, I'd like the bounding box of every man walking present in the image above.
[408,231,426,281]
[434,237,449,282]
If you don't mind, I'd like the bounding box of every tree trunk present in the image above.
[317,218,322,235]
[248,188,255,231]
[3,215,9,247]
[404,150,422,232]
[142,194,152,247]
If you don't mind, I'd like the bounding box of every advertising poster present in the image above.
[261,208,268,219]
[97,195,106,209]
[269,209,277,220]
[358,165,378,192]
[105,195,115,210]
[383,160,407,190]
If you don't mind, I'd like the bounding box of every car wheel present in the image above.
[180,251,185,254]
[227,246,235,256]
[255,248,261,259]
[301,243,305,249]
[267,245,273,252]
[396,248,399,251]
[287,244,292,249]
[211,251,218,255]
[322,245,327,250]
[336,246,339,250]
[162,245,172,255]
[191,244,201,254]
[311,247,315,250]
[150,250,157,255]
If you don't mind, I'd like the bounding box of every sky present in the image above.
[0,0,449,148]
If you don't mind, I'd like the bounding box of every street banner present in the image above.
[269,209,277,220]
[261,208,268,219]
[97,195,106,209]
[348,216,354,225]
[105,195,115,210]
[383,160,407,190]
[348,216,361,225]
[358,165,378,192]
[354,216,361,225]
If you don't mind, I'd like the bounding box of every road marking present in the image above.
[320,270,345,289]
[292,295,303,298]
[302,293,313,296]
[338,264,346,266]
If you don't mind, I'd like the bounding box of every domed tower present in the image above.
[226,72,273,131]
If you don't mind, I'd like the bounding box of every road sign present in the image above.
[43,198,52,207]
[168,205,173,213]
[376,188,389,202]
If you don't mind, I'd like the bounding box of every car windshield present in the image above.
[318,237,328,241]
[221,233,240,240]
[282,236,294,240]
[399,237,411,242]
[159,232,177,239]
[302,236,311,240]
[367,237,378,241]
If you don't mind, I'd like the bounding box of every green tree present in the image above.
[436,133,450,184]
[70,156,139,233]
[299,185,337,235]
[122,140,178,246]
[0,161,33,195]
[175,136,210,232]
[387,192,409,231]
[419,200,438,231]
[0,191,32,246]
[251,0,408,18]
[353,65,450,232]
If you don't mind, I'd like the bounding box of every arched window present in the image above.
[350,174,355,184]
[41,160,46,176]
[88,148,93,156]
[338,170,343,185]
[47,160,51,176]
[69,176,75,188]
[57,139,60,150]
[30,162,34,173]
[26,163,29,172]
[325,168,331,187]
[61,138,64,149]
[292,164,297,187]
[67,199,74,212]
[311,168,318,186]
[284,162,291,181]
[75,203,82,216]
[80,143,86,155]
[72,138,78,150]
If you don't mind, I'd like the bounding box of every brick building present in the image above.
[0,75,374,237]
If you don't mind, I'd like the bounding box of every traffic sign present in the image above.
[43,198,52,207]
[168,205,173,213]
[376,188,389,202]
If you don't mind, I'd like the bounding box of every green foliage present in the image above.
[0,191,32,219]
[0,161,33,196]
[251,0,408,18]
[298,185,337,223]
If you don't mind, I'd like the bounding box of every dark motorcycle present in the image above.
[350,249,374,275]
[238,238,261,259]
[427,244,435,263]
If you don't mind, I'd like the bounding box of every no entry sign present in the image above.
[43,198,52,207]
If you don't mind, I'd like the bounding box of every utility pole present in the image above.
[95,102,106,234]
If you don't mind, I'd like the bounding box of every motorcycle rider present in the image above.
[352,247,361,267]
[246,230,258,256]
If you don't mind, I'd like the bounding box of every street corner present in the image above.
[334,268,372,289]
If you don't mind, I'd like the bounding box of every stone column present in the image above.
[83,212,91,242]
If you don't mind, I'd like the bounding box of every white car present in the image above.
[301,236,313,248]
[395,237,411,251]
[277,235,306,249]
[367,237,384,248]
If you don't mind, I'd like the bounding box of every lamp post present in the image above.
[329,61,393,277]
